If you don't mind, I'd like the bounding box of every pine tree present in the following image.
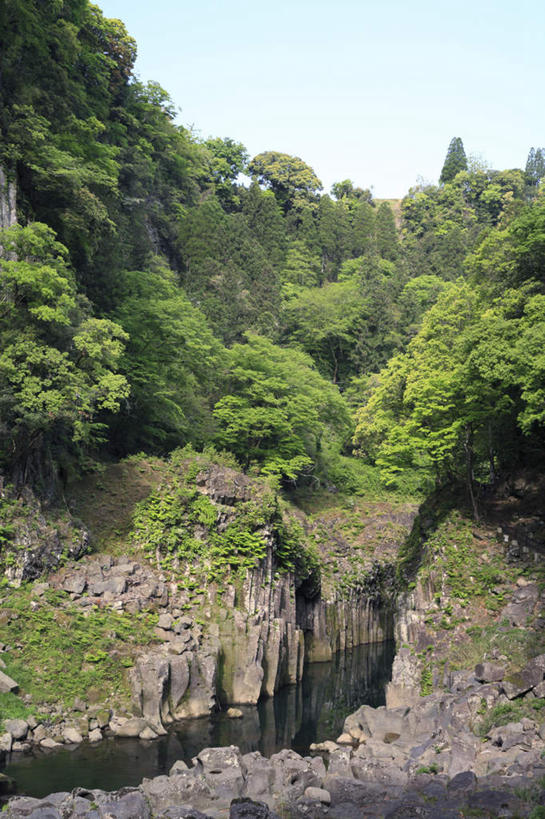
[525,147,545,189]
[439,137,468,184]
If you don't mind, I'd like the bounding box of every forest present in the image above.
[1,0,545,516]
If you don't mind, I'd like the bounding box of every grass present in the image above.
[0,584,157,720]
[476,699,545,737]
[447,622,545,674]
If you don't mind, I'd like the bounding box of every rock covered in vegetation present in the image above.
[0,477,89,584]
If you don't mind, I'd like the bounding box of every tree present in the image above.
[0,223,129,485]
[248,151,322,212]
[202,136,249,209]
[375,202,399,260]
[213,334,351,482]
[439,137,468,184]
[113,266,226,453]
[525,147,545,192]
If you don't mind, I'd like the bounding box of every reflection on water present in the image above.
[3,640,394,798]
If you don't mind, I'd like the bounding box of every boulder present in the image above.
[130,654,170,734]
[502,662,543,699]
[4,719,28,740]
[0,732,12,752]
[0,670,18,694]
[88,728,103,742]
[474,662,505,683]
[113,717,148,738]
[62,726,83,744]
[230,798,280,818]
[227,707,243,719]
[194,746,245,801]
[303,786,331,804]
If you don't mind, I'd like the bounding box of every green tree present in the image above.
[0,223,129,484]
[248,151,322,213]
[439,137,468,184]
[213,334,351,482]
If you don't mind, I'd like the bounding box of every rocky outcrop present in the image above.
[0,167,16,231]
[296,564,396,663]
[0,479,89,585]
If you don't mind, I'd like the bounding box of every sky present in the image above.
[97,0,544,198]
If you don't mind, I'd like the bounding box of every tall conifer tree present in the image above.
[439,137,468,184]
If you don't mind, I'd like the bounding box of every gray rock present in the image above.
[304,786,331,804]
[230,798,280,818]
[88,728,103,742]
[158,613,173,630]
[502,663,543,699]
[474,662,504,683]
[194,745,245,800]
[0,670,18,694]
[62,726,83,744]
[63,576,86,595]
[129,654,170,734]
[0,732,12,752]
[112,718,148,738]
[447,770,477,791]
[4,719,28,740]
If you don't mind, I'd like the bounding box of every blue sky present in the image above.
[98,0,543,198]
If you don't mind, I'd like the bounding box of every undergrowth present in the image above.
[130,445,320,588]
[0,585,156,718]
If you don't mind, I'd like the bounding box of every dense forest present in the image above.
[1,0,545,516]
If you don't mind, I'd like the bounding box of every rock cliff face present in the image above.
[0,477,89,585]
[0,167,16,230]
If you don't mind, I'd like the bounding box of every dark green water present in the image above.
[2,640,394,798]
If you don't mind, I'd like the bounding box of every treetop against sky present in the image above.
[97,0,544,198]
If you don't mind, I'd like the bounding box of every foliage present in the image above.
[439,137,467,184]
[130,447,320,586]
[248,151,322,212]
[213,333,351,482]
[0,584,156,710]
[0,223,129,479]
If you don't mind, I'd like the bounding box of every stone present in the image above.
[169,760,189,775]
[533,680,545,698]
[130,654,170,734]
[88,728,103,742]
[139,725,158,740]
[229,798,280,818]
[92,788,152,818]
[158,809,214,819]
[95,708,111,728]
[112,717,148,737]
[31,724,47,742]
[73,696,87,711]
[336,732,353,744]
[62,726,83,744]
[309,740,338,753]
[0,732,12,752]
[63,576,86,595]
[304,786,331,804]
[502,663,544,699]
[0,669,18,693]
[158,613,174,630]
[475,662,505,683]
[40,737,62,748]
[194,745,245,800]
[227,707,243,719]
[4,718,28,740]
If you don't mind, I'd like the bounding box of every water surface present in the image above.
[3,640,394,798]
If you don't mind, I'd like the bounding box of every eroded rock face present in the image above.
[0,480,89,585]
